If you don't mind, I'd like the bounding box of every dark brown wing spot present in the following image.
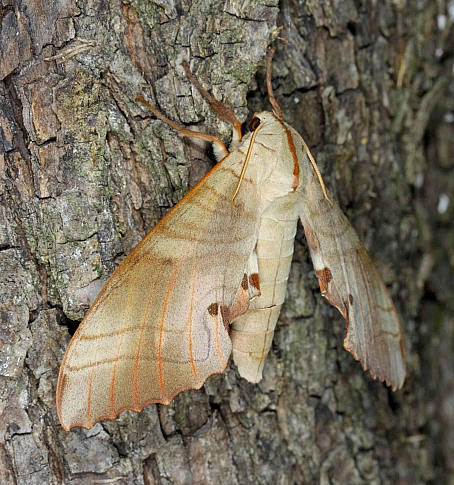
[348,294,354,305]
[315,267,333,294]
[208,303,219,316]
[249,273,260,291]
[241,274,249,290]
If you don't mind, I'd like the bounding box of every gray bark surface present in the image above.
[1,1,453,484]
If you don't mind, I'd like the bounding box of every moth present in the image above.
[57,49,405,431]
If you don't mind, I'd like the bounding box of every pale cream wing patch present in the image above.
[299,172,405,390]
[57,152,262,430]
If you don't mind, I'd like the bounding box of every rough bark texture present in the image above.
[1,1,453,484]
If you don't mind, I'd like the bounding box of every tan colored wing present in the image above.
[57,152,262,430]
[299,170,405,390]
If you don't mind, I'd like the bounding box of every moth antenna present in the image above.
[266,46,283,120]
[231,123,263,203]
[181,61,243,144]
[136,95,228,159]
[298,133,333,204]
[265,47,330,203]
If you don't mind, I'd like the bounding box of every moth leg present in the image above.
[136,95,229,160]
[181,61,243,146]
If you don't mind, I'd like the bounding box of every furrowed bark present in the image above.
[0,1,452,483]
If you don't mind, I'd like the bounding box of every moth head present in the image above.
[247,111,300,197]
[249,111,284,138]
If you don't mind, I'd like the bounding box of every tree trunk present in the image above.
[1,1,453,484]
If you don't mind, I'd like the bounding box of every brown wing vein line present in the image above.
[204,184,230,201]
[66,349,216,372]
[188,261,200,384]
[157,266,179,401]
[133,272,159,406]
[355,248,376,372]
[159,226,250,244]
[189,198,217,214]
[343,247,366,364]
[86,351,95,424]
[329,219,367,365]
[189,196,253,219]
[85,285,106,423]
[218,166,253,184]
[79,324,187,340]
[110,285,135,414]
[253,141,277,153]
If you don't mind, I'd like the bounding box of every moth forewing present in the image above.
[295,142,406,390]
[56,147,266,431]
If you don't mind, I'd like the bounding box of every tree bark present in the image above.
[1,1,453,484]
